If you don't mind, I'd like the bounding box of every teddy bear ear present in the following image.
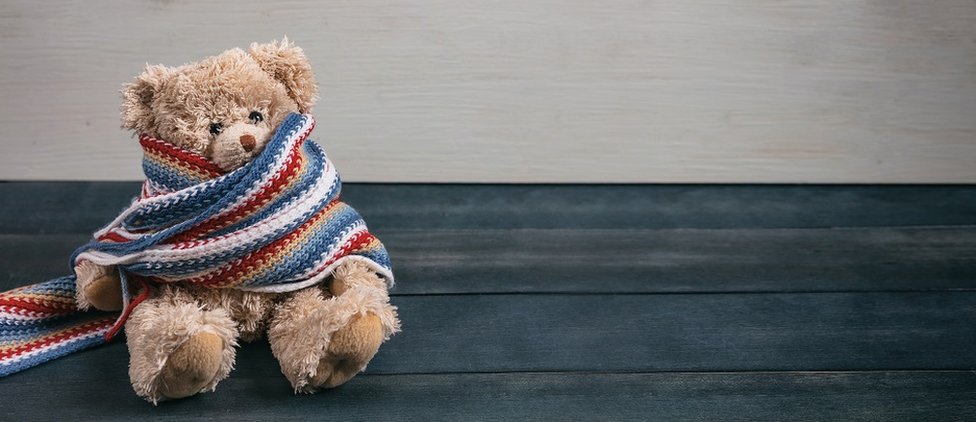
[121,64,173,132]
[248,37,318,113]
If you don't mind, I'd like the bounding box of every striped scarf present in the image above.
[0,113,393,377]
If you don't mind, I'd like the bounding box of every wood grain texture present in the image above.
[2,183,975,418]
[2,292,973,377]
[3,183,974,294]
[3,182,976,234]
[2,370,975,421]
[2,1,976,182]
[4,226,976,294]
[324,293,976,373]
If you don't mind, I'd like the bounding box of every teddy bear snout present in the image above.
[210,124,271,171]
[240,134,257,152]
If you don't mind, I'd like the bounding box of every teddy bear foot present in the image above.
[74,260,123,311]
[268,271,399,393]
[308,313,385,389]
[126,287,239,403]
[157,332,226,400]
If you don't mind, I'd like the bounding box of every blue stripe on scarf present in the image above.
[69,114,311,262]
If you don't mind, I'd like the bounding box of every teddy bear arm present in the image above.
[73,260,123,311]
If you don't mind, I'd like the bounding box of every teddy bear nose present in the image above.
[239,134,256,152]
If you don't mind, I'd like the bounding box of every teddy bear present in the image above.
[70,39,400,403]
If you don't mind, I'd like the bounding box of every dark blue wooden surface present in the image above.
[1,182,975,421]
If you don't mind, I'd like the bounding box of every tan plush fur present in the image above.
[74,260,122,311]
[74,39,399,404]
[269,261,400,393]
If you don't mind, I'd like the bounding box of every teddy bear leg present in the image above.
[310,312,386,389]
[185,286,279,343]
[267,261,399,393]
[74,260,123,311]
[125,285,239,403]
[318,261,400,389]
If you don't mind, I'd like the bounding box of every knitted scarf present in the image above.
[0,113,393,377]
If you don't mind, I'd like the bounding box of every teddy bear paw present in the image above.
[308,312,386,390]
[157,332,226,400]
[74,261,123,311]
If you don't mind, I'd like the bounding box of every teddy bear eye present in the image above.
[249,111,264,123]
[209,122,223,135]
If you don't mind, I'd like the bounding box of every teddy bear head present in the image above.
[121,39,318,171]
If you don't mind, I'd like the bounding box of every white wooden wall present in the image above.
[1,1,975,183]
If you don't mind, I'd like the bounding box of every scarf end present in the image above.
[104,273,152,341]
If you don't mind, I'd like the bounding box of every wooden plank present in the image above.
[384,227,976,294]
[3,1,976,183]
[2,369,975,420]
[367,293,976,374]
[4,226,975,294]
[2,183,976,234]
[1,292,972,377]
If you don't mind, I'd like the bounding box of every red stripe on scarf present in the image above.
[181,199,340,287]
[139,135,225,178]
[168,139,307,244]
[307,231,377,274]
[0,317,115,361]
